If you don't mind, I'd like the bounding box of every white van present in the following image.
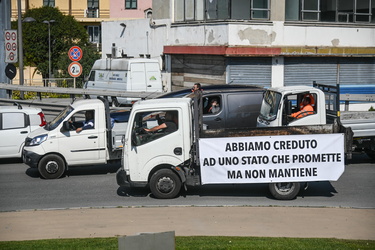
[84,58,163,105]
[0,105,46,158]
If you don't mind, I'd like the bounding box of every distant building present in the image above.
[101,0,375,90]
[10,0,152,85]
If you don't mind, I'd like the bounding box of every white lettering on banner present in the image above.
[199,133,345,184]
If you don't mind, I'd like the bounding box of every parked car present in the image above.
[0,104,46,158]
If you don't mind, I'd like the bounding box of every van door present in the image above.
[145,62,162,92]
[129,63,147,92]
[58,110,105,165]
[0,112,29,157]
[225,93,263,128]
[202,95,226,129]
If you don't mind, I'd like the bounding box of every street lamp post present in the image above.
[43,20,55,87]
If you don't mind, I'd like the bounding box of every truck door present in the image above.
[126,109,184,181]
[58,110,105,165]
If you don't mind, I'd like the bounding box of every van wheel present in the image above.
[38,154,66,179]
[150,169,181,199]
[269,182,300,200]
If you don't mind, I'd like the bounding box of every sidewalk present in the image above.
[1,206,374,241]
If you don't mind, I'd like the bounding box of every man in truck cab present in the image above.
[71,110,95,133]
[289,95,314,119]
[144,111,178,133]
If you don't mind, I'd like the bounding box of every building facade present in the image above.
[9,0,152,85]
[102,0,375,90]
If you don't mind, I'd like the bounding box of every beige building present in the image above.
[11,0,152,86]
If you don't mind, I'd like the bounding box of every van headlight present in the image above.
[27,134,48,146]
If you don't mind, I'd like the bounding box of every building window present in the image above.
[87,0,99,18]
[87,26,101,44]
[286,0,374,23]
[126,0,137,9]
[43,0,55,7]
[175,0,270,22]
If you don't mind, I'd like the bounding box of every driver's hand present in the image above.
[144,128,150,132]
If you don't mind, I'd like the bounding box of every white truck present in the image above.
[84,57,163,105]
[23,98,128,179]
[257,83,375,160]
[116,92,353,200]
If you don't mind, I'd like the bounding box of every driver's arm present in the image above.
[144,123,167,132]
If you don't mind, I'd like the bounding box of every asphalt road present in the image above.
[0,154,374,212]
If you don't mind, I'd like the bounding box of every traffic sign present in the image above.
[4,30,18,63]
[5,64,17,80]
[68,62,82,77]
[68,46,83,61]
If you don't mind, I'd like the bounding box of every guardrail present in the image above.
[0,83,162,102]
[340,93,375,111]
[1,83,374,112]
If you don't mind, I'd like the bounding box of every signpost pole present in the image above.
[17,0,24,98]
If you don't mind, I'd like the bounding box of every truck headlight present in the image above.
[27,134,48,146]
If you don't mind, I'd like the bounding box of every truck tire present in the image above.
[269,182,300,200]
[150,169,182,199]
[38,154,66,179]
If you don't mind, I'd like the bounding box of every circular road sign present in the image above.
[5,63,17,80]
[68,62,83,77]
[68,46,83,61]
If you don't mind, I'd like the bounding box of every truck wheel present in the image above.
[269,182,300,200]
[38,154,66,179]
[150,169,182,199]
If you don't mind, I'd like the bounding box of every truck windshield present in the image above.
[45,106,74,131]
[259,90,281,121]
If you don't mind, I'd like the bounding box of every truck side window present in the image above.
[285,93,317,124]
[69,110,95,131]
[132,110,179,146]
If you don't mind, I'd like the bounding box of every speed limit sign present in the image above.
[4,30,18,63]
[68,62,82,77]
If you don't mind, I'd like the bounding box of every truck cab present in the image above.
[257,85,336,127]
[122,98,192,187]
[23,98,126,179]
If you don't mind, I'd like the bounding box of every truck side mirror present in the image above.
[286,100,292,115]
[61,121,70,132]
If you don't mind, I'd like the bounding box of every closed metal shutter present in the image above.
[284,58,338,86]
[339,58,375,85]
[285,57,375,86]
[227,58,272,86]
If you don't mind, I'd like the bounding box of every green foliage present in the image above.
[0,237,374,250]
[369,106,375,111]
[12,6,100,83]
[11,91,72,100]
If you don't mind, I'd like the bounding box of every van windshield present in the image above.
[259,90,281,121]
[45,106,74,131]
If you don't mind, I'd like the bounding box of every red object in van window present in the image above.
[38,112,47,126]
